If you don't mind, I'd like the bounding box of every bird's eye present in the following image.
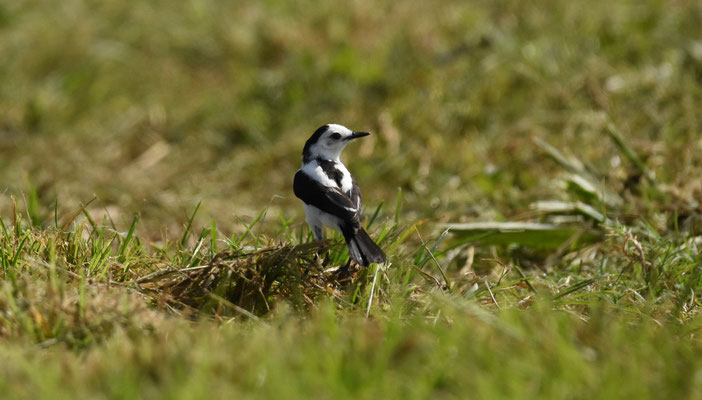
[330,133,341,140]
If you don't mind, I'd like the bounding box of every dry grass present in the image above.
[2,0,702,397]
[137,241,354,318]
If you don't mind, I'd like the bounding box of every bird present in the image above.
[293,124,386,268]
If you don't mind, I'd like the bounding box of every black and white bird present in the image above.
[293,124,386,267]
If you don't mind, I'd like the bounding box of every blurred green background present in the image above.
[3,1,702,398]
[3,0,700,238]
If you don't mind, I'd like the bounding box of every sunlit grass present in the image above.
[2,0,702,397]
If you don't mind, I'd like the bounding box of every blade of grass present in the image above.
[366,264,380,317]
[60,197,97,234]
[0,216,8,239]
[236,207,268,247]
[484,280,500,309]
[417,228,450,268]
[444,221,603,249]
[366,201,384,229]
[394,188,402,225]
[606,123,656,184]
[533,137,587,176]
[210,219,218,253]
[553,278,599,299]
[53,198,59,228]
[180,200,202,247]
[186,238,205,268]
[82,207,99,234]
[208,293,260,320]
[511,262,537,294]
[118,215,139,264]
[11,232,31,267]
[534,138,622,207]
[415,227,449,288]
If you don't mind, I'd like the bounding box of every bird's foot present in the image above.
[331,259,354,282]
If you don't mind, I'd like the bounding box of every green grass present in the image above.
[2,0,702,398]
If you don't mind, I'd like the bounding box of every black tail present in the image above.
[342,225,386,267]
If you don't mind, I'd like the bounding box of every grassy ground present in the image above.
[2,0,702,398]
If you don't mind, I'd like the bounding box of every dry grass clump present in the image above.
[137,240,355,319]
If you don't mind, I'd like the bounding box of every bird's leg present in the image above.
[310,224,325,265]
[342,257,352,272]
[334,258,352,279]
[311,225,324,242]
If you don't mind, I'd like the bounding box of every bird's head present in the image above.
[302,124,370,162]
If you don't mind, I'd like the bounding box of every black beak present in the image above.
[348,131,371,140]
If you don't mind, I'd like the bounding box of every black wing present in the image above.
[294,171,359,222]
[350,178,362,217]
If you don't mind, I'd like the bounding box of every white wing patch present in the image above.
[300,159,354,194]
[301,161,337,188]
[335,163,354,193]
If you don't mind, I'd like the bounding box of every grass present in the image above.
[2,0,702,398]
